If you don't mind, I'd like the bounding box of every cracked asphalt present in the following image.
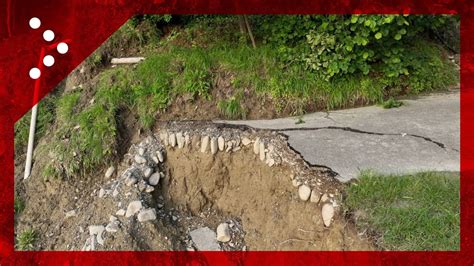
[218,91,459,182]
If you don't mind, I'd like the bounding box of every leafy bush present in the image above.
[260,15,455,80]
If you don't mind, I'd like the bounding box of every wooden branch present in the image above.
[111,57,145,64]
[243,15,256,49]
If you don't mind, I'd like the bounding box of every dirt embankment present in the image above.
[15,122,372,251]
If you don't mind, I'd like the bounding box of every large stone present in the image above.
[125,201,143,217]
[322,203,335,227]
[216,223,231,242]
[169,133,177,147]
[253,138,260,154]
[134,155,146,164]
[143,167,153,178]
[137,208,157,222]
[157,151,164,162]
[148,173,161,186]
[218,136,225,151]
[201,136,210,153]
[89,225,105,245]
[310,190,320,203]
[176,132,185,148]
[105,166,115,178]
[190,227,221,251]
[210,137,218,155]
[259,142,266,161]
[298,185,311,201]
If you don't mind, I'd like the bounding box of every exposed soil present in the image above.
[14,122,372,251]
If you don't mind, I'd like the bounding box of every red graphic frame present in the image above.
[0,0,472,264]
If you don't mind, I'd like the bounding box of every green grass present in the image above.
[218,94,246,119]
[16,229,37,250]
[344,171,460,251]
[381,97,403,109]
[14,196,25,214]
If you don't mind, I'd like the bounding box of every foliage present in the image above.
[259,15,454,80]
[14,196,25,214]
[16,229,37,250]
[381,98,403,109]
[344,172,459,250]
[218,94,246,119]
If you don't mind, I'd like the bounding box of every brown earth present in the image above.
[14,123,373,251]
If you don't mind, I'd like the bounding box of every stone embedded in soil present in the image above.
[125,200,143,217]
[320,193,329,203]
[177,132,185,148]
[138,180,147,192]
[201,136,210,153]
[216,223,231,243]
[143,167,153,178]
[125,176,138,187]
[116,209,126,216]
[259,142,266,161]
[105,221,120,233]
[89,225,105,245]
[226,141,233,152]
[190,227,221,251]
[148,173,160,186]
[112,188,119,197]
[105,166,115,178]
[266,157,275,167]
[134,155,147,164]
[218,136,225,151]
[322,203,335,227]
[292,179,302,188]
[253,138,260,154]
[157,151,164,162]
[210,137,218,155]
[137,208,157,222]
[109,215,118,222]
[65,210,77,218]
[152,155,159,164]
[138,147,146,156]
[298,185,311,201]
[98,188,106,198]
[242,137,251,146]
[169,133,177,147]
[145,185,155,193]
[310,190,320,203]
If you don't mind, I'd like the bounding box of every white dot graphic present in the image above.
[29,17,41,29]
[43,55,55,67]
[29,68,41,79]
[43,30,55,42]
[57,42,68,54]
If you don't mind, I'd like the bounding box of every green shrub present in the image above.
[16,229,37,250]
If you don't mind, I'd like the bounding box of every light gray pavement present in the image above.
[217,91,459,182]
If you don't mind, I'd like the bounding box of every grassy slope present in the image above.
[344,172,460,251]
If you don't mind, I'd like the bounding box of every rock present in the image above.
[98,188,106,198]
[65,210,76,218]
[322,203,335,227]
[88,225,105,245]
[169,133,177,147]
[138,181,147,192]
[320,193,329,203]
[298,185,311,201]
[105,221,119,233]
[148,173,160,186]
[176,132,185,148]
[210,137,218,155]
[266,157,275,167]
[218,136,225,151]
[310,190,320,203]
[162,132,169,146]
[112,188,119,197]
[116,209,126,216]
[242,137,251,146]
[157,151,164,162]
[105,166,115,178]
[201,136,210,153]
[189,227,221,251]
[138,147,146,156]
[125,201,142,217]
[134,155,146,164]
[145,185,155,193]
[109,215,118,222]
[253,138,260,154]
[125,176,137,186]
[137,208,157,222]
[259,142,266,161]
[292,179,302,187]
[216,223,231,242]
[143,167,153,178]
[226,141,233,152]
[185,134,191,146]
